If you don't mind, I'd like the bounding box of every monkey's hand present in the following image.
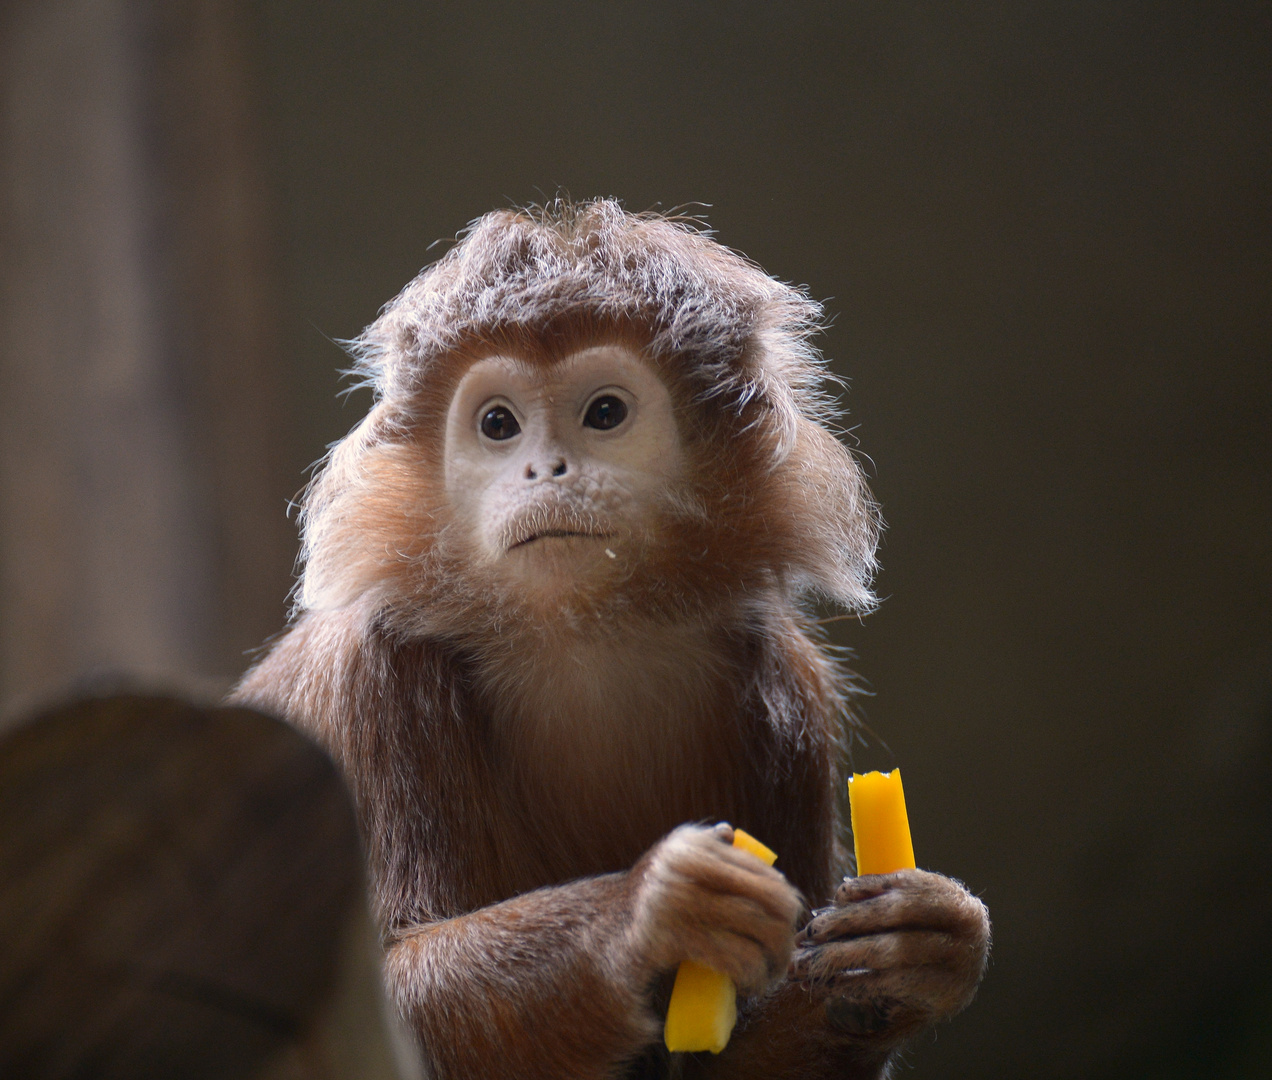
[790,869,990,1041]
[696,870,988,1079]
[624,823,803,994]
[382,824,801,1080]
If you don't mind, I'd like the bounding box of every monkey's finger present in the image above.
[662,825,777,876]
[788,920,951,982]
[835,870,986,923]
[695,852,800,915]
[790,929,964,986]
[678,926,774,992]
[835,867,959,904]
[709,821,735,845]
[654,862,797,955]
[832,873,895,903]
[687,891,796,963]
[811,951,987,1028]
[654,864,797,930]
[697,917,795,991]
[660,840,801,926]
[805,875,987,943]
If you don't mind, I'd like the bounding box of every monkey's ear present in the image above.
[780,420,882,613]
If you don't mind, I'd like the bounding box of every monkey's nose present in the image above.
[524,458,568,480]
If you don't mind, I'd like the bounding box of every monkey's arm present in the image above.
[385,824,801,1080]
[695,869,990,1080]
[385,874,653,1080]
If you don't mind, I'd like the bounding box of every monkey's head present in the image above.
[297,200,880,638]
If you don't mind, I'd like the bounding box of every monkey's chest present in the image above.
[459,624,755,893]
[484,686,750,891]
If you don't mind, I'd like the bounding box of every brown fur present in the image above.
[232,200,987,1080]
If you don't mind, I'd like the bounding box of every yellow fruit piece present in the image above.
[664,960,736,1054]
[848,769,916,875]
[730,828,777,865]
[663,828,778,1054]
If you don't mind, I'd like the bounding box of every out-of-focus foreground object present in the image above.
[0,694,418,1080]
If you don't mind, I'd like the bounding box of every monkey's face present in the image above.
[443,345,684,598]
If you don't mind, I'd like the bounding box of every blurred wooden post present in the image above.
[0,0,295,715]
[0,695,418,1079]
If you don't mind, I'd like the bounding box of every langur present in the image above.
[232,200,990,1080]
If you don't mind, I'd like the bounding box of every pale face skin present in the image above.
[443,345,683,592]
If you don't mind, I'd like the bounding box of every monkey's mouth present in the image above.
[510,529,611,549]
[499,504,616,553]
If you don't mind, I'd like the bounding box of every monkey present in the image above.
[231,199,989,1080]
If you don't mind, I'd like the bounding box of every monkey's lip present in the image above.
[509,530,612,550]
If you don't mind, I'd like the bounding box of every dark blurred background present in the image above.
[2,2,1269,1076]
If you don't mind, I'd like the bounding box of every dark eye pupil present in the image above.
[584,396,627,430]
[481,406,520,440]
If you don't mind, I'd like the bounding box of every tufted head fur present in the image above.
[297,199,881,630]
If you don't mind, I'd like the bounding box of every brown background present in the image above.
[3,2,1270,1077]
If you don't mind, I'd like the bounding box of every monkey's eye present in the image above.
[480,406,521,441]
[583,395,628,431]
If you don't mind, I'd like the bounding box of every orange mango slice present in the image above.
[848,769,916,875]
